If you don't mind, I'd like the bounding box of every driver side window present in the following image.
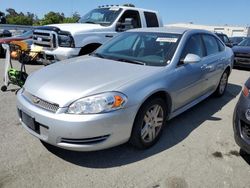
[180,34,205,60]
[118,10,141,29]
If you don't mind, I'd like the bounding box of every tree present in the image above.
[0,11,6,24]
[62,12,80,23]
[39,11,65,25]
[5,8,34,25]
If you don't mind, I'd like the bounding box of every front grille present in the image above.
[241,120,250,140]
[33,30,57,49]
[235,53,250,58]
[22,90,59,113]
[60,135,110,145]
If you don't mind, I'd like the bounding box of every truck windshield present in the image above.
[94,32,182,66]
[79,7,122,26]
[238,38,250,47]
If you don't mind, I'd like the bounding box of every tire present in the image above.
[129,98,167,149]
[214,71,229,97]
[1,85,7,92]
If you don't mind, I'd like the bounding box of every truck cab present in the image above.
[32,5,163,64]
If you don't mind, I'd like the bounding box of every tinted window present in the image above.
[144,12,159,27]
[217,39,225,51]
[202,35,219,56]
[181,34,205,59]
[223,35,230,43]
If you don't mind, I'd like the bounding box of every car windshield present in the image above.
[17,30,33,38]
[79,7,122,26]
[94,32,181,66]
[238,38,250,46]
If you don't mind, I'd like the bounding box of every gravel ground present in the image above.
[0,59,250,188]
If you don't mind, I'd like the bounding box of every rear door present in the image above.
[201,34,225,92]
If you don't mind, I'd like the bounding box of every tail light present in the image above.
[243,85,249,97]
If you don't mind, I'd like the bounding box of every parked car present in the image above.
[232,37,250,68]
[0,29,12,57]
[32,5,163,64]
[233,77,250,154]
[0,30,33,44]
[17,28,233,151]
[230,36,246,46]
[215,33,233,47]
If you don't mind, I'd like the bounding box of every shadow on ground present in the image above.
[42,83,242,168]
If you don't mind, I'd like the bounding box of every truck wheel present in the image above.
[214,70,229,97]
[129,98,167,149]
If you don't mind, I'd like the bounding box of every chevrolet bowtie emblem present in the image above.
[33,97,40,104]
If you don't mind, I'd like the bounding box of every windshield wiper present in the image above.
[117,58,146,65]
[90,52,105,59]
[85,21,97,24]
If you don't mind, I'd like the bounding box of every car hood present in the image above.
[24,56,162,107]
[232,46,250,54]
[48,23,105,35]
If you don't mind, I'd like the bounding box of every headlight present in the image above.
[67,92,127,114]
[246,109,250,121]
[58,34,75,48]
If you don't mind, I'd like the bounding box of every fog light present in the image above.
[246,109,250,121]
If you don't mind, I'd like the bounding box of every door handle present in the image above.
[201,64,213,71]
[105,35,113,38]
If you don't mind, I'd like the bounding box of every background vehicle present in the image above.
[32,5,163,64]
[232,37,250,68]
[17,28,233,151]
[0,30,33,44]
[215,33,233,47]
[230,36,246,46]
[233,77,250,154]
[0,29,12,57]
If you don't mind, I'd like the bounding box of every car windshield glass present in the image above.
[17,30,33,38]
[79,7,122,26]
[238,38,250,46]
[94,32,181,66]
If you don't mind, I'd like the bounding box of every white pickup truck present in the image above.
[32,5,163,63]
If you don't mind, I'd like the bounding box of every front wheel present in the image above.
[214,71,229,97]
[129,98,167,149]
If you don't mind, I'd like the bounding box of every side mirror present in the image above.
[182,54,201,64]
[116,18,134,32]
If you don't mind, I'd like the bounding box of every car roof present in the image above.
[98,5,158,13]
[128,27,212,35]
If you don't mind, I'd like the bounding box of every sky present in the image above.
[0,0,250,26]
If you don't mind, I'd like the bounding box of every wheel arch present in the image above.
[136,90,172,121]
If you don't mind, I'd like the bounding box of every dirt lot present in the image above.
[0,59,250,188]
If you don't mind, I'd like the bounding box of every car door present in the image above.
[201,34,225,92]
[173,34,208,110]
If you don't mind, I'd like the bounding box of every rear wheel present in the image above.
[214,71,229,97]
[129,98,167,149]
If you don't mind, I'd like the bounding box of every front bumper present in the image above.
[234,57,250,68]
[16,90,138,151]
[233,95,250,153]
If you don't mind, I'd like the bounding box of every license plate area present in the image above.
[21,111,40,134]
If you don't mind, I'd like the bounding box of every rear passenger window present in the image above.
[181,34,205,60]
[217,39,225,51]
[144,12,159,27]
[202,35,219,56]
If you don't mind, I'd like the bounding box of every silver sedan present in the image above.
[17,27,234,151]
